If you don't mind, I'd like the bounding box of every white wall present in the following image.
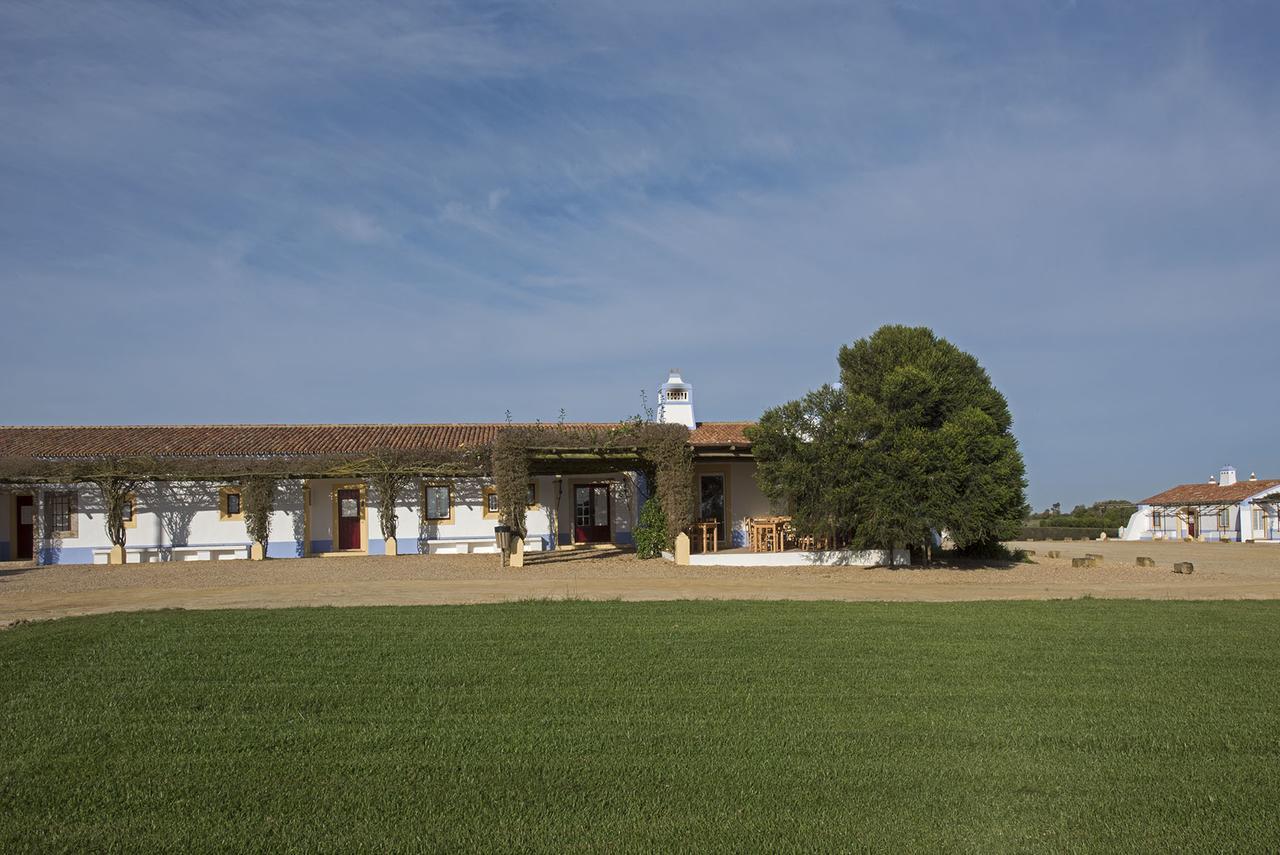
[1120,506,1151,540]
[32,480,310,564]
[26,463,767,563]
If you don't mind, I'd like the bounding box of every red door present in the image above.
[574,485,611,544]
[15,496,34,560]
[337,489,362,551]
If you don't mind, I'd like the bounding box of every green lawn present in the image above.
[2,601,1278,852]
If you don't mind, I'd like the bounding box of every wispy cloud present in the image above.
[1,0,1278,507]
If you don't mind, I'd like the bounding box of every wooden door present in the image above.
[573,485,611,544]
[15,496,33,560]
[337,489,362,551]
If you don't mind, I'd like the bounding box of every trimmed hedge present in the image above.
[1019,526,1120,541]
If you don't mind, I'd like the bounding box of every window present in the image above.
[47,492,76,535]
[482,483,536,519]
[1219,508,1231,529]
[424,485,452,523]
[122,494,138,529]
[483,487,500,519]
[220,487,244,520]
[1151,509,1163,529]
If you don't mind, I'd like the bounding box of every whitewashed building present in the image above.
[0,371,779,565]
[1121,466,1280,543]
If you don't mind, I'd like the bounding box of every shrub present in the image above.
[634,497,668,559]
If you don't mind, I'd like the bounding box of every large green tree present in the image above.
[748,326,1027,557]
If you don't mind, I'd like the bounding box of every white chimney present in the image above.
[1219,466,1237,487]
[657,369,696,429]
[1250,472,1258,481]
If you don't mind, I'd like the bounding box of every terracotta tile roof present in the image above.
[0,421,757,459]
[1141,480,1280,506]
[689,422,753,446]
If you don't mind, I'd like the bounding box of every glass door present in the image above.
[574,485,612,543]
[699,474,726,543]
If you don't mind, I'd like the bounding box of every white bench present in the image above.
[423,536,545,556]
[93,545,250,564]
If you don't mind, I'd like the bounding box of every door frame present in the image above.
[330,483,368,554]
[572,482,613,544]
[11,492,35,561]
[693,466,732,546]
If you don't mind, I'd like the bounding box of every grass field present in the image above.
[2,601,1278,852]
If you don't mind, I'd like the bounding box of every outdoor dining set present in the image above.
[691,516,796,553]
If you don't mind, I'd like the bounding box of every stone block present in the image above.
[1071,557,1096,568]
[1046,550,1061,559]
[675,532,691,566]
[1173,562,1195,574]
[1136,556,1155,567]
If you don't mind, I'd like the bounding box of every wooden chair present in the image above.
[695,519,720,553]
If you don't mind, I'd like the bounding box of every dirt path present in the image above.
[2,540,1278,625]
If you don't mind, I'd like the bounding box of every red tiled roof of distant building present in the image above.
[1140,480,1280,505]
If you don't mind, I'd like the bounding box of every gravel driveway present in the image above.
[3,540,1279,626]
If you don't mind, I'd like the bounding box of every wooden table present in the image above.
[749,516,791,553]
[693,520,720,553]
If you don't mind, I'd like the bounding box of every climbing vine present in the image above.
[240,474,277,554]
[489,421,694,554]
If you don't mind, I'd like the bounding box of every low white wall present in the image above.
[667,548,911,567]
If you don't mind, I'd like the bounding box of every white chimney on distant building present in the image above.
[657,369,696,429]
[1219,466,1237,487]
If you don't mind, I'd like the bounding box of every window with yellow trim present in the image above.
[483,483,537,519]
[46,491,78,536]
[122,494,138,529]
[482,486,500,519]
[424,484,453,523]
[220,487,244,520]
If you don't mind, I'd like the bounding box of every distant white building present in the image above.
[1121,466,1280,543]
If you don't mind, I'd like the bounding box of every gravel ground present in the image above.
[2,539,1278,626]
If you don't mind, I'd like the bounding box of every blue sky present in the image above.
[2,1,1278,509]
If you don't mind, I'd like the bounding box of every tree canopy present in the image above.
[748,325,1027,555]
